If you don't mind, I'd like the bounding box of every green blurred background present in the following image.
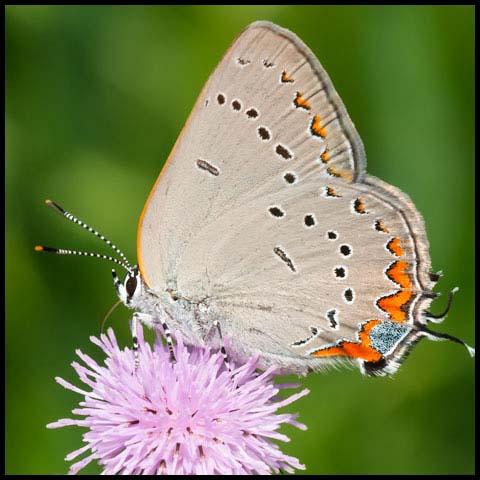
[6,5,474,475]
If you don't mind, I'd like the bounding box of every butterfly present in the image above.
[37,21,474,376]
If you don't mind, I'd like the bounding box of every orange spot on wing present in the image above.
[281,70,294,83]
[359,319,382,343]
[354,198,367,214]
[377,292,411,322]
[327,167,353,182]
[294,91,311,110]
[320,149,330,163]
[34,245,44,251]
[377,260,413,322]
[375,220,389,233]
[386,260,411,288]
[387,237,404,257]
[312,320,382,362]
[311,115,327,138]
[326,186,340,197]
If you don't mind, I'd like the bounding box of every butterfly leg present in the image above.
[132,312,177,365]
[131,312,157,370]
[161,311,177,364]
[131,312,141,370]
[213,319,232,372]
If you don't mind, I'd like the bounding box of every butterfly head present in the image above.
[113,266,146,309]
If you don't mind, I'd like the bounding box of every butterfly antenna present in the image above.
[42,199,132,269]
[34,245,131,272]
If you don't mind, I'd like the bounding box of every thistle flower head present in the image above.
[47,327,309,474]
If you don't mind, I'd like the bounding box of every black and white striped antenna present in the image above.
[35,199,132,272]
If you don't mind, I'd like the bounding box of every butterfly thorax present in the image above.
[116,268,217,346]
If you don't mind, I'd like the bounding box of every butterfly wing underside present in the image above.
[138,21,435,374]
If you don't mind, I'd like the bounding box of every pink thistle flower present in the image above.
[47,327,309,475]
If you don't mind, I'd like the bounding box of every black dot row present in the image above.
[216,93,299,167]
[216,94,259,119]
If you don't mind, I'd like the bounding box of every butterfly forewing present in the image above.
[139,22,365,288]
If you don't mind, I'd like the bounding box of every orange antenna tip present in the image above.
[45,199,65,214]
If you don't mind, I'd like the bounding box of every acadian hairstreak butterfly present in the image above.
[36,21,474,376]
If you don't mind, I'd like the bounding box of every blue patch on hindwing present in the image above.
[369,321,411,355]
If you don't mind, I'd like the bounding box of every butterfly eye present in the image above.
[125,275,138,298]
